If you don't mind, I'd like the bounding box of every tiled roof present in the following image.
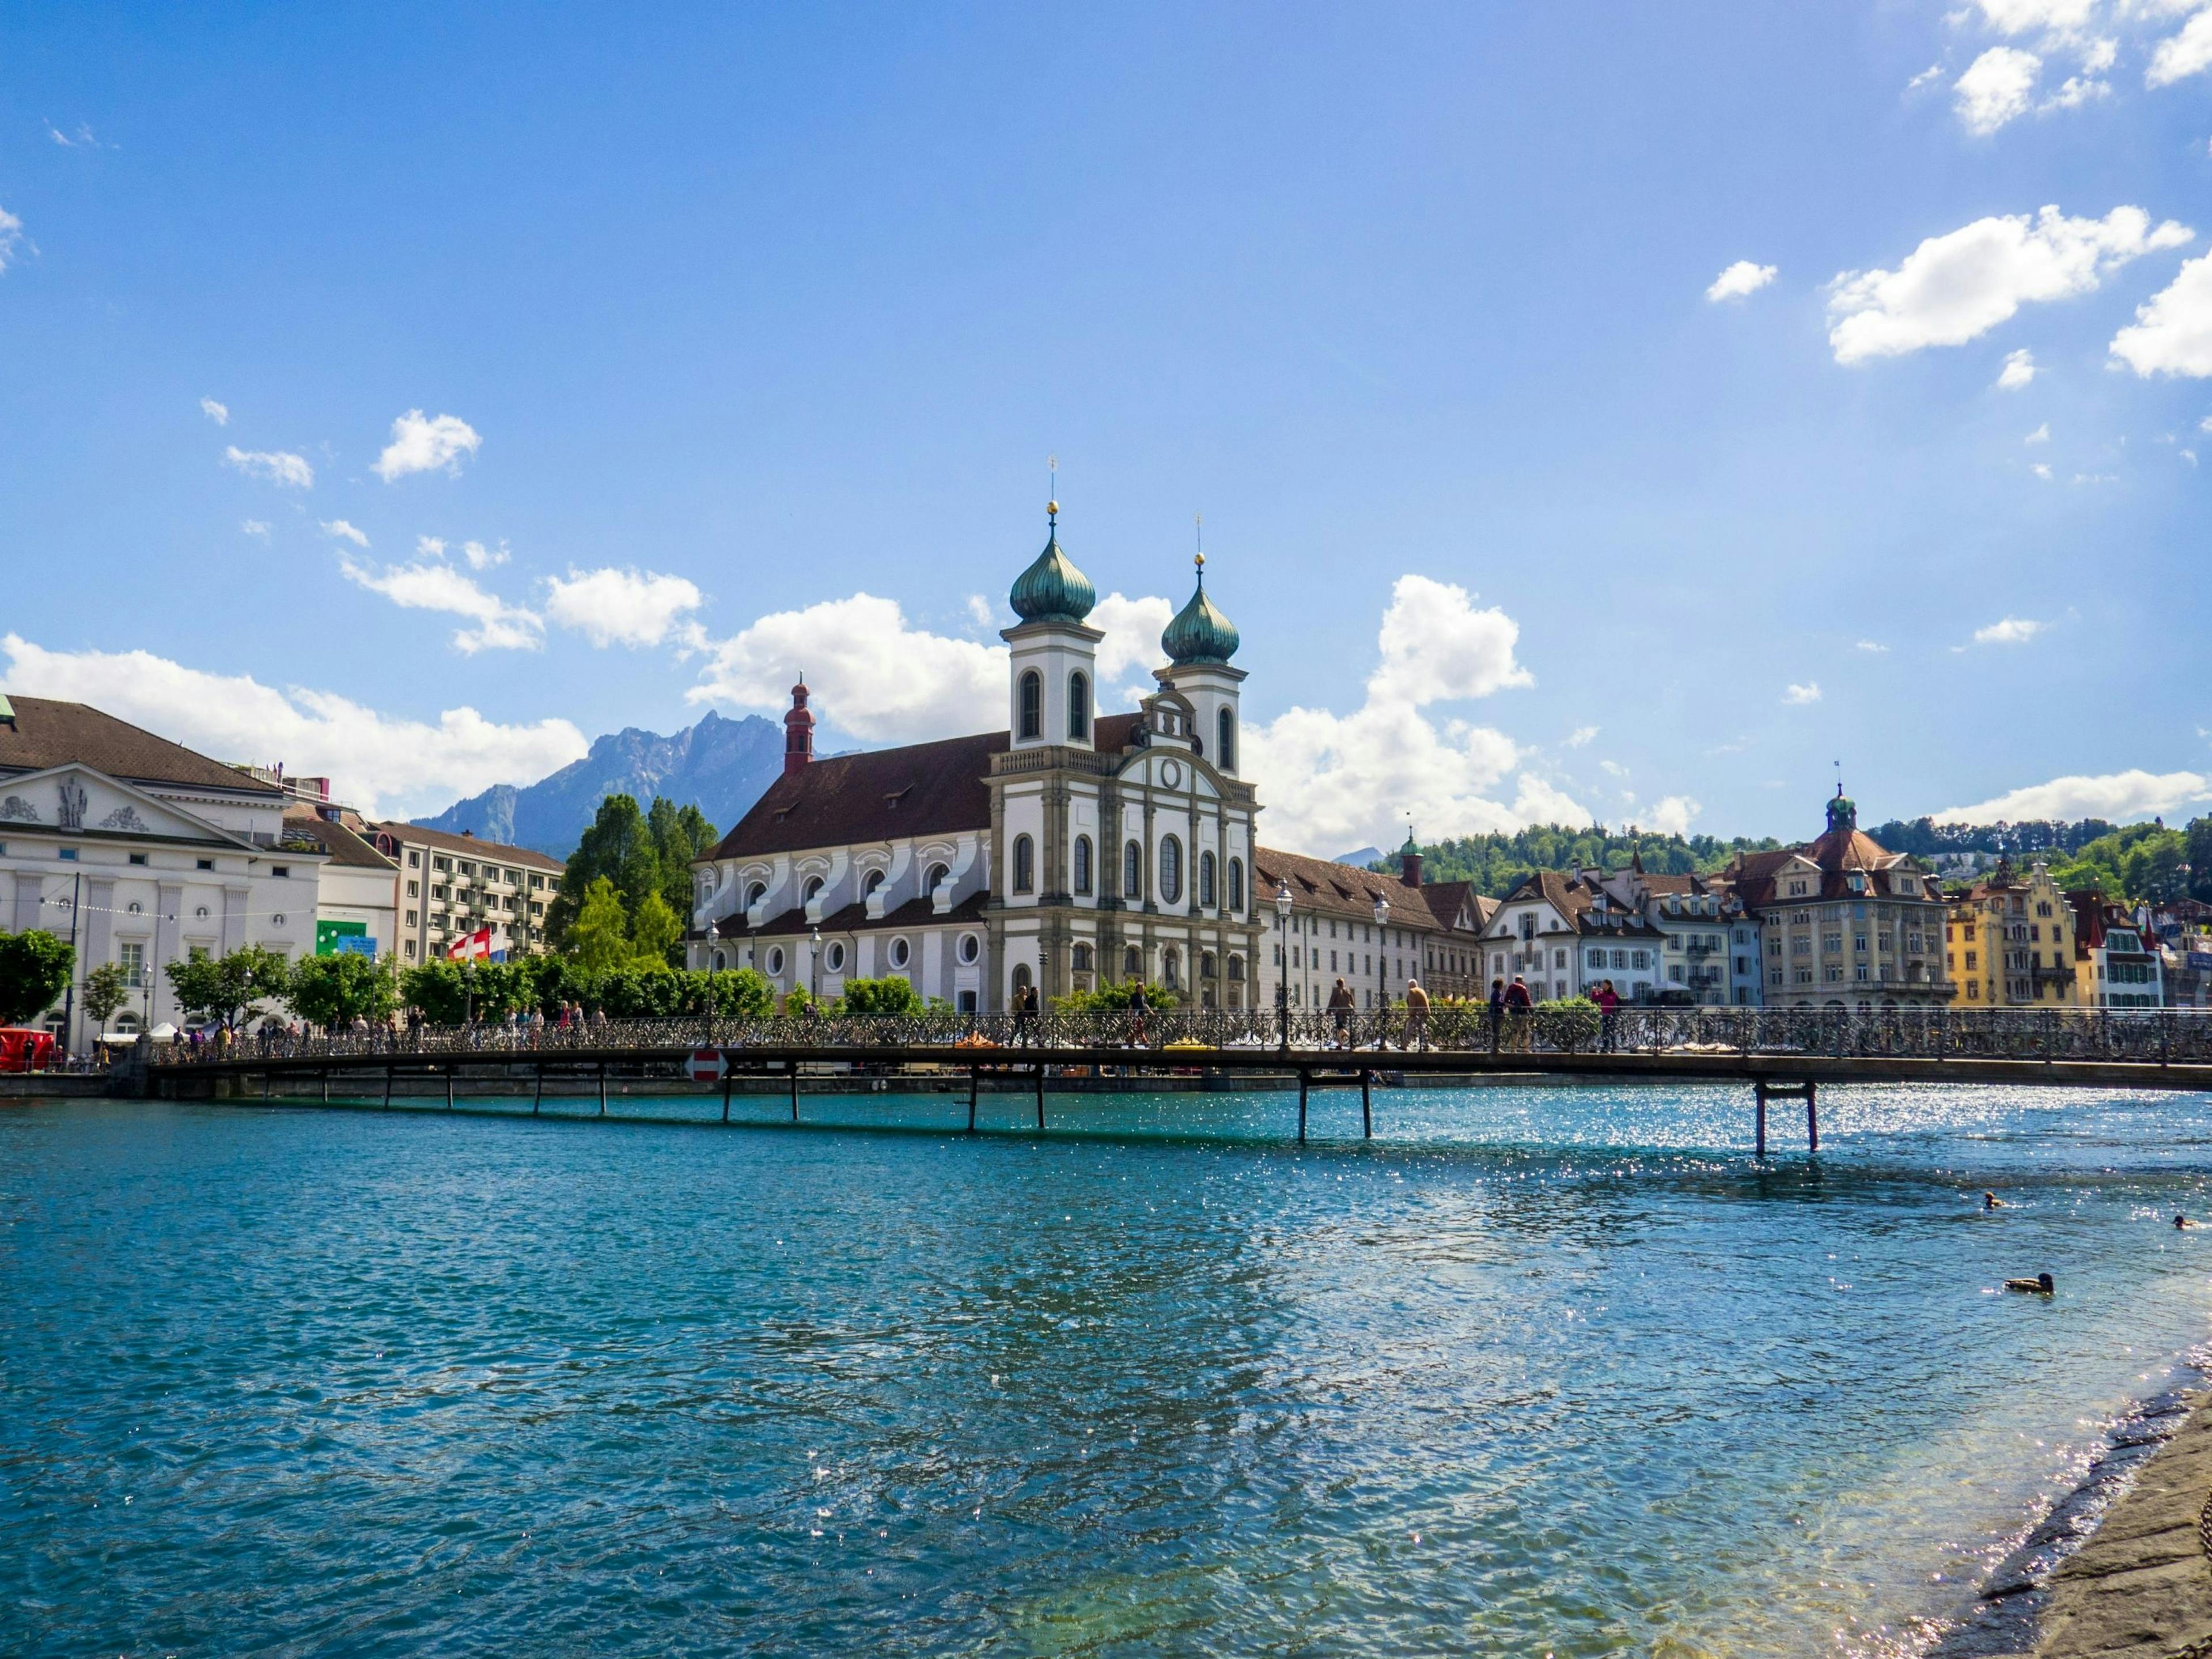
[708,714,1148,863]
[1414,878,1493,933]
[0,695,285,797]
[1728,824,1930,908]
[1492,869,1667,938]
[371,820,566,872]
[1253,846,1443,933]
[714,891,990,939]
[285,810,396,871]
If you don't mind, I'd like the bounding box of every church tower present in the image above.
[1002,501,1103,751]
[1157,552,1245,777]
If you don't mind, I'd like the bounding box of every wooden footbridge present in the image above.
[133,1006,2212,1153]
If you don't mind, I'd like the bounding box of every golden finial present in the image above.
[1195,510,1204,571]
[1047,454,1058,522]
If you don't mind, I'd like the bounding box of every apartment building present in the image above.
[367,823,564,962]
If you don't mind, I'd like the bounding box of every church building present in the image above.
[688,506,1266,1013]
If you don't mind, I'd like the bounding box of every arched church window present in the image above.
[746,881,767,908]
[1018,670,1042,741]
[1201,950,1218,980]
[863,869,885,897]
[1228,953,1245,982]
[1072,942,1093,972]
[1159,836,1184,904]
[924,862,949,898]
[802,875,824,903]
[1162,946,1181,989]
[1012,962,1034,998]
[1073,835,1093,895]
[1012,835,1035,893]
[1068,672,1089,740]
[1228,857,1244,913]
[1124,945,1142,976]
[1217,708,1236,770]
[1199,850,1217,909]
[1124,840,1143,901]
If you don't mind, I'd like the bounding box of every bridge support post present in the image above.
[384,1065,393,1109]
[789,1062,799,1123]
[598,1060,608,1117]
[446,1068,454,1110]
[1298,1070,1308,1145]
[1806,1081,1819,1153]
[1754,1080,1767,1159]
[534,1065,543,1116]
[321,1070,329,1104]
[721,1069,732,1124]
[967,1065,978,1134]
[1361,1069,1372,1139]
[1035,1064,1046,1132]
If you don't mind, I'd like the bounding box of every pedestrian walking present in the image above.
[1404,978,1431,1051]
[1327,977,1355,1047]
[1127,981,1150,1048]
[1488,977,1506,1052]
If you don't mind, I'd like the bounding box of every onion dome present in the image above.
[1007,503,1096,624]
[1161,552,1239,665]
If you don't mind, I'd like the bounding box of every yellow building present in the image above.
[1944,858,2078,1006]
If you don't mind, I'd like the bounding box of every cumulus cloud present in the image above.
[1973,0,2096,32]
[1935,768,2211,824]
[1971,615,2049,644]
[1955,46,2045,131]
[1706,260,1778,302]
[199,397,229,426]
[2025,421,2051,443]
[2033,461,2055,478]
[222,445,314,488]
[1906,62,1946,92]
[319,519,369,548]
[461,539,507,570]
[0,205,24,273]
[1856,639,1891,653]
[1998,349,2038,389]
[2111,249,2212,376]
[372,410,482,482]
[1089,592,1176,692]
[1566,725,1599,747]
[1783,681,1823,704]
[0,634,586,819]
[339,552,543,653]
[1828,204,2191,363]
[2148,7,2212,85]
[240,520,270,540]
[689,593,1006,744]
[543,566,706,649]
[1241,575,1560,852]
[1643,795,1702,837]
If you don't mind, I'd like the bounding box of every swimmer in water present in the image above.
[1983,1191,2004,1210]
[2177,1214,2194,1230]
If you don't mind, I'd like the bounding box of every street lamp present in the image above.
[1274,881,1294,1052]
[809,925,822,1006]
[1372,891,1391,1045]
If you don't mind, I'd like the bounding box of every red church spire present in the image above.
[783,676,814,777]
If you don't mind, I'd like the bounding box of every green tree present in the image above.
[0,929,73,1027]
[839,975,922,1014]
[569,876,635,972]
[629,889,684,967]
[290,953,397,1028]
[164,945,293,1031]
[80,961,132,1033]
[648,796,719,921]
[2189,816,2212,902]
[548,794,658,945]
[399,960,470,1025]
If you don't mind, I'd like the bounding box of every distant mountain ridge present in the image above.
[415,710,784,858]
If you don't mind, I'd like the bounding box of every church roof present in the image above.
[0,695,285,798]
[1253,845,1442,933]
[715,890,991,939]
[1007,513,1097,625]
[1161,560,1240,665]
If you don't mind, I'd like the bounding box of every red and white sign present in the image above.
[689,1048,727,1083]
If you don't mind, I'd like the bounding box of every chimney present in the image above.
[783,677,815,777]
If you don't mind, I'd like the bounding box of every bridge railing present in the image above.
[146,1005,2212,1067]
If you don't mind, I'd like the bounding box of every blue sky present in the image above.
[3,3,2210,850]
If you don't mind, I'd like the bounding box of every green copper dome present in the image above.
[1161,555,1239,665]
[1007,507,1096,625]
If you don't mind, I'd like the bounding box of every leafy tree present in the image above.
[1389,826,1784,894]
[1051,979,1180,1013]
[2046,821,2193,903]
[548,795,657,945]
[400,961,470,1025]
[80,961,132,1033]
[648,796,719,922]
[630,889,684,968]
[165,945,293,1031]
[839,975,922,1014]
[2190,816,2212,902]
[702,968,775,1018]
[290,953,396,1028]
[569,878,634,972]
[0,929,73,1027]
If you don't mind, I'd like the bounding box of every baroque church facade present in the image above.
[687,507,1267,1013]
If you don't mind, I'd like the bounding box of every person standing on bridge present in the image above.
[1503,975,1532,1052]
[1593,979,1620,1052]
[1404,978,1431,1051]
[1488,978,1506,1052]
[1012,982,1037,1047]
[1327,977,1355,1048]
[1127,981,1150,1048]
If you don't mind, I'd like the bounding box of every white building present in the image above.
[1478,870,1666,1003]
[364,822,564,963]
[0,695,324,1047]
[284,809,399,963]
[690,509,1267,1012]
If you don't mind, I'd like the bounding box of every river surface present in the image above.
[6,1083,2212,1657]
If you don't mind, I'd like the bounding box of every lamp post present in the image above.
[809,925,822,1007]
[1372,891,1391,1048]
[1274,881,1294,1053]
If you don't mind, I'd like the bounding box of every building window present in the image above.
[923,863,949,900]
[197,858,214,871]
[1211,709,1234,771]
[767,946,786,976]
[1074,835,1093,895]
[1068,672,1089,740]
[959,933,980,964]
[1073,942,1094,972]
[1228,857,1244,912]
[1228,954,1245,982]
[59,848,78,862]
[119,942,145,988]
[1201,950,1218,980]
[713,950,726,971]
[406,911,418,926]
[1632,950,1649,970]
[1161,947,1181,990]
[826,942,846,972]
[1158,836,1183,904]
[889,937,910,969]
[863,869,885,899]
[1199,850,1217,908]
[802,874,825,903]
[408,851,421,868]
[1125,945,1142,977]
[1018,670,1043,740]
[1124,840,1143,901]
[1013,834,1035,893]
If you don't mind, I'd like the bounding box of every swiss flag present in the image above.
[446,927,495,961]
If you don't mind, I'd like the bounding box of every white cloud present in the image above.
[2025,421,2052,442]
[2111,249,2212,375]
[2186,447,2200,465]
[1644,795,1702,838]
[0,634,586,820]
[2080,36,2119,74]
[1971,615,2049,644]
[319,518,369,548]
[1935,768,2211,824]
[543,566,705,649]
[461,539,508,570]
[339,553,543,653]
[1706,260,1778,302]
[0,205,23,274]
[222,446,314,488]
[1089,592,1176,687]
[372,410,481,482]
[1956,46,2044,131]
[964,594,994,630]
[1974,0,2096,32]
[1783,681,1823,704]
[1856,639,1891,653]
[199,397,230,426]
[1599,759,1629,778]
[690,593,1006,744]
[1907,62,1946,91]
[2149,7,2212,84]
[1830,205,2191,363]
[1997,347,2038,388]
[1368,574,1533,704]
[240,519,270,540]
[1566,724,1599,747]
[2033,461,2055,478]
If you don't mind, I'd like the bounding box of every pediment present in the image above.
[0,764,249,846]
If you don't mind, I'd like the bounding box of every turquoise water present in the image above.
[6,1084,2212,1657]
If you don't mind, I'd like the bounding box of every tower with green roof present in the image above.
[1002,500,1104,754]
[1156,551,1247,779]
